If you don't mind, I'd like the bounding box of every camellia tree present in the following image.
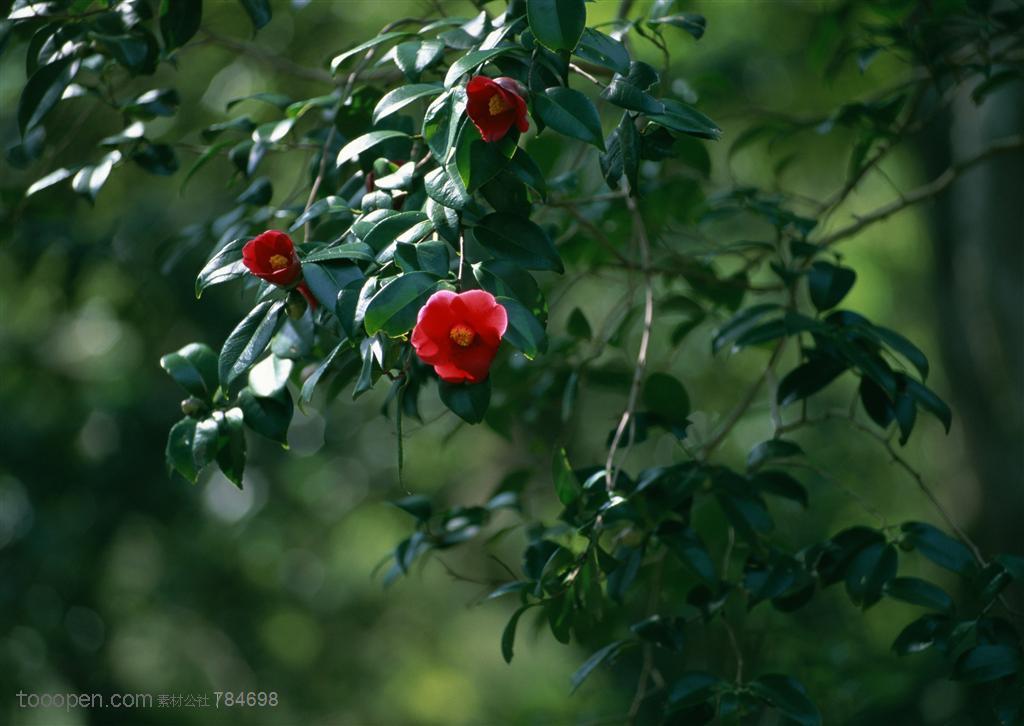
[4,0,1023,722]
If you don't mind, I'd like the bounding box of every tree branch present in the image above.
[817,134,1024,248]
[200,29,335,85]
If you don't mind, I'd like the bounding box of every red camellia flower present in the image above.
[466,75,529,143]
[411,290,509,384]
[242,230,317,309]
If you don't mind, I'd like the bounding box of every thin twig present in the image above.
[605,190,654,492]
[201,28,335,85]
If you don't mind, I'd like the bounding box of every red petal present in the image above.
[449,340,498,382]
[452,290,508,339]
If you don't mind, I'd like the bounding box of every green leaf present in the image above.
[667,672,721,711]
[301,243,374,265]
[905,378,951,432]
[424,166,471,210]
[124,88,180,118]
[754,470,809,508]
[527,0,586,52]
[648,13,706,39]
[892,614,950,655]
[299,341,347,405]
[215,408,246,487]
[336,130,410,165]
[225,92,291,111]
[247,354,292,397]
[290,196,354,232]
[845,542,897,608]
[72,151,121,203]
[394,39,445,80]
[601,63,664,115]
[473,213,563,272]
[192,415,222,472]
[443,46,514,87]
[362,211,430,253]
[181,139,233,192]
[748,674,821,726]
[393,495,433,522]
[196,237,248,297]
[238,0,270,31]
[160,342,219,399]
[574,27,629,74]
[953,644,1021,683]
[533,87,604,149]
[808,261,856,310]
[26,167,76,197]
[166,417,198,482]
[363,272,439,337]
[552,447,580,506]
[747,438,802,471]
[648,99,721,140]
[883,577,954,613]
[372,83,444,124]
[219,300,286,389]
[872,325,929,381]
[642,372,690,425]
[901,521,975,575]
[160,0,202,51]
[439,378,491,424]
[501,604,534,663]
[330,31,415,73]
[238,387,292,445]
[660,525,717,584]
[18,56,79,135]
[776,358,847,407]
[497,296,547,359]
[567,308,591,340]
[570,640,627,693]
[132,143,178,176]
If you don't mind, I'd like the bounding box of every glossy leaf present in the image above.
[219,300,286,389]
[238,0,271,31]
[497,296,547,359]
[533,87,604,149]
[363,272,439,336]
[160,0,202,51]
[18,56,79,135]
[160,342,219,399]
[473,213,563,272]
[569,640,627,694]
[372,83,444,124]
[439,378,491,424]
[527,0,586,52]
[196,237,248,297]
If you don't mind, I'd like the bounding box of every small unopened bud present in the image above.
[181,396,206,417]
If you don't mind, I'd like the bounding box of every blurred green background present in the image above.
[1,1,1021,724]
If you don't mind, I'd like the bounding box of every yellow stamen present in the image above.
[268,254,290,271]
[488,93,510,116]
[449,324,476,347]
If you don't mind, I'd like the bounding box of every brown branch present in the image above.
[200,29,334,85]
[817,135,1024,248]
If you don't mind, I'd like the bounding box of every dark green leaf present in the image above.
[533,87,604,149]
[473,213,562,272]
[808,261,856,311]
[952,644,1021,683]
[372,83,444,124]
[238,0,270,31]
[160,0,201,51]
[238,387,292,444]
[667,672,721,710]
[570,640,627,693]
[132,143,178,176]
[393,495,433,522]
[331,31,415,73]
[501,604,534,663]
[394,39,445,80]
[905,379,951,432]
[754,470,809,508]
[124,88,180,118]
[196,237,248,297]
[648,13,706,39]
[892,614,950,655]
[215,408,246,487]
[444,46,515,87]
[497,296,547,359]
[574,27,629,74]
[642,372,690,425]
[648,99,721,140]
[883,577,954,613]
[18,56,78,135]
[776,358,847,407]
[336,130,410,165]
[748,674,821,726]
[72,151,120,203]
[363,272,439,336]
[160,342,219,399]
[747,439,802,471]
[901,521,975,575]
[439,378,491,424]
[219,300,286,389]
[166,417,198,482]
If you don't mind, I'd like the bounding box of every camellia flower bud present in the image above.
[466,75,529,143]
[241,230,317,310]
[411,290,509,384]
